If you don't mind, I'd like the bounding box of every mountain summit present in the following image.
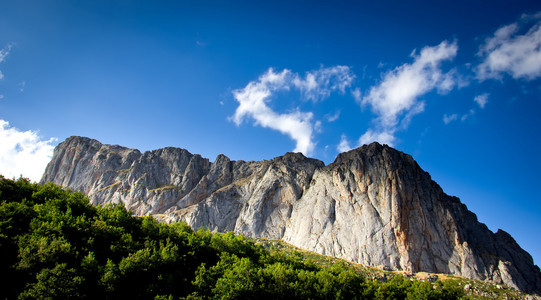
[41,136,541,294]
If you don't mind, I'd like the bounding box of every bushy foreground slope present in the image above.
[0,176,496,299]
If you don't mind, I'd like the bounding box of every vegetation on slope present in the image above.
[0,176,523,299]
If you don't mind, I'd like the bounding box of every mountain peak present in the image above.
[40,136,541,294]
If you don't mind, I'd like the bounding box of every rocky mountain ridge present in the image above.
[40,136,541,294]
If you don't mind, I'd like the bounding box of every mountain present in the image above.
[41,136,541,294]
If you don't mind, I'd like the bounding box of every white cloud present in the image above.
[444,93,488,126]
[443,113,458,124]
[232,66,355,155]
[337,134,352,153]
[314,120,322,133]
[0,120,56,182]
[292,65,355,101]
[351,88,362,104]
[0,46,9,62]
[477,13,541,80]
[474,93,489,108]
[444,108,478,125]
[325,110,341,122]
[359,128,396,146]
[461,109,475,121]
[0,45,11,80]
[0,44,12,80]
[358,40,458,145]
[232,69,314,154]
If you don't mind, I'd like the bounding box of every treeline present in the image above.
[0,176,464,299]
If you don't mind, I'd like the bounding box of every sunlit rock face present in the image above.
[41,136,541,294]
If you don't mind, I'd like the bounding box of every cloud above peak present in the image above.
[231,66,355,155]
[337,134,352,153]
[359,40,458,146]
[476,13,541,80]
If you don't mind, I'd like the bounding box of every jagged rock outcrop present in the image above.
[41,136,541,294]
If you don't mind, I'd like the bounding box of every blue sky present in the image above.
[1,1,540,266]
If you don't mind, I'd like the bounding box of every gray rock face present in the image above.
[41,136,541,294]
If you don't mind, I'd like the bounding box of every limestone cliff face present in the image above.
[41,136,541,294]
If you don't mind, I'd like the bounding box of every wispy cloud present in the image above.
[0,44,12,80]
[351,88,362,103]
[444,91,489,126]
[0,46,9,62]
[231,66,355,155]
[325,110,341,122]
[358,40,458,146]
[461,109,475,121]
[292,66,355,101]
[443,113,458,124]
[337,134,352,153]
[474,93,489,108]
[444,108,478,125]
[0,120,56,182]
[476,12,541,80]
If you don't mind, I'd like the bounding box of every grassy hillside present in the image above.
[256,239,529,300]
[0,176,533,299]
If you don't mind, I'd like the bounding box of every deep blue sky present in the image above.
[1,1,540,266]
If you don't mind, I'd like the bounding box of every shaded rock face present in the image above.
[41,136,541,294]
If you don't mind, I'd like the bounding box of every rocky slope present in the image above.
[41,136,541,294]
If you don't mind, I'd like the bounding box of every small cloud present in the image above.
[325,110,341,122]
[359,40,458,145]
[521,11,541,20]
[19,81,26,92]
[476,12,541,80]
[337,134,352,152]
[314,120,322,133]
[293,65,355,102]
[351,88,362,104]
[443,113,458,124]
[474,93,489,108]
[0,120,57,182]
[0,44,12,80]
[0,44,11,63]
[437,69,458,93]
[0,95,4,100]
[196,40,207,46]
[359,128,396,146]
[461,109,475,121]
